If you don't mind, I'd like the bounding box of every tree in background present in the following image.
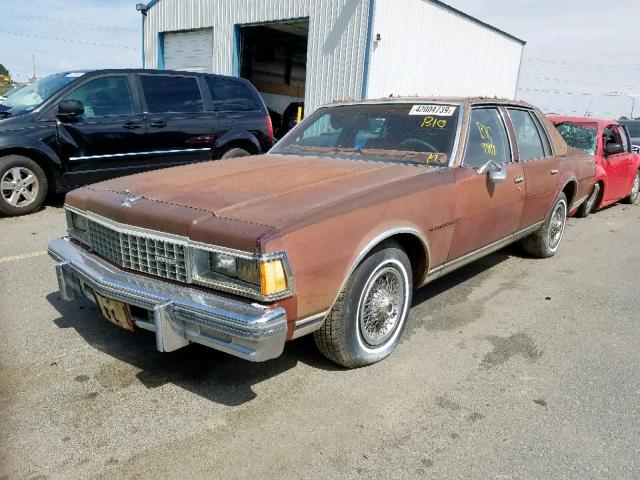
[0,64,9,77]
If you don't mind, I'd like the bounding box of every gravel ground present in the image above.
[1,201,639,479]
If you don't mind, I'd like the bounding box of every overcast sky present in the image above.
[1,0,639,119]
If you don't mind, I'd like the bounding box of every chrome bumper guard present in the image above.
[48,238,287,362]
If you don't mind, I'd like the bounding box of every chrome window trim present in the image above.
[461,105,514,168]
[64,205,293,301]
[69,147,211,161]
[506,107,551,161]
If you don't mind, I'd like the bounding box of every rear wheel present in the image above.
[576,182,601,218]
[622,171,639,204]
[314,242,413,368]
[220,148,251,159]
[521,193,567,258]
[0,155,48,216]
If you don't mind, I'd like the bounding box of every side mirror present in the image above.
[476,160,507,183]
[488,164,507,183]
[604,142,624,156]
[57,99,84,120]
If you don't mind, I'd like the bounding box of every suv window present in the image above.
[463,108,511,169]
[205,77,260,111]
[508,109,546,161]
[64,76,133,118]
[141,75,203,113]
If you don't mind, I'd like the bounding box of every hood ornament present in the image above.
[121,190,141,207]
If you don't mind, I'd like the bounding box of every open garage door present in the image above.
[238,19,308,137]
[163,29,213,73]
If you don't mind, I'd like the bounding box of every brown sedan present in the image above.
[49,98,594,367]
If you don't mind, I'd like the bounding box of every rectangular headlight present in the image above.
[71,212,88,231]
[192,249,290,299]
[210,252,237,277]
[65,209,89,244]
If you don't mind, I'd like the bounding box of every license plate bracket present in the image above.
[94,292,134,332]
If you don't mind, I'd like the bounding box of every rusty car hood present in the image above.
[79,154,438,229]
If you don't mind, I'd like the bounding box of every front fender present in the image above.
[0,136,62,170]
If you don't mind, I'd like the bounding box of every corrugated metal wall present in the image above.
[367,0,523,99]
[143,0,372,114]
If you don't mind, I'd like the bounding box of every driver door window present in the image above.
[63,76,134,118]
[463,108,511,169]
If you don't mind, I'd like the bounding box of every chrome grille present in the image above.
[88,220,188,282]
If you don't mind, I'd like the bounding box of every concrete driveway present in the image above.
[1,202,639,479]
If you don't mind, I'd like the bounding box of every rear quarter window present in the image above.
[205,77,260,112]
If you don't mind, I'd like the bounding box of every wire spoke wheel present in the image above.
[1,166,39,208]
[548,200,567,251]
[358,265,406,347]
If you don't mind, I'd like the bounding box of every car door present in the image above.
[448,106,525,260]
[602,125,633,201]
[56,73,147,184]
[506,108,561,229]
[137,73,217,166]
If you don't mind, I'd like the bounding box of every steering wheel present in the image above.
[398,138,437,152]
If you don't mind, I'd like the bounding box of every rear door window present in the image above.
[507,109,546,161]
[64,75,133,118]
[463,108,511,169]
[205,77,260,112]
[140,75,203,113]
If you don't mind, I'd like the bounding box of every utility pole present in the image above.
[32,53,36,81]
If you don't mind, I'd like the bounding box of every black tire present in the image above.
[220,148,252,159]
[314,242,413,368]
[576,182,601,218]
[622,170,639,204]
[0,155,48,216]
[521,192,568,258]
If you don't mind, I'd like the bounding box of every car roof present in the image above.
[324,96,537,110]
[548,115,618,130]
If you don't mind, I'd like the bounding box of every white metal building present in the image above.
[140,0,525,116]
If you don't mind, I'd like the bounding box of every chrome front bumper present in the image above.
[48,237,287,362]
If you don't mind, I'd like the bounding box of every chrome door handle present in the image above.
[123,121,142,129]
[550,169,559,175]
[514,176,524,184]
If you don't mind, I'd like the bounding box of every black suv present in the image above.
[0,69,274,216]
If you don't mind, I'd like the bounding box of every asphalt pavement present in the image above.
[1,200,639,479]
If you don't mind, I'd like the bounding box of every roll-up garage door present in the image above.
[163,29,213,73]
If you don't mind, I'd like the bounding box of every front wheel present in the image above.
[622,171,639,204]
[521,192,568,258]
[314,243,413,368]
[0,155,48,216]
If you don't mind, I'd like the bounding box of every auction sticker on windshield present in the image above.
[409,105,456,116]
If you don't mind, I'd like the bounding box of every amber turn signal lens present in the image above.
[260,259,288,296]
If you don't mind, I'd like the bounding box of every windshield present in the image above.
[555,121,598,155]
[2,72,84,116]
[619,120,640,137]
[271,103,461,167]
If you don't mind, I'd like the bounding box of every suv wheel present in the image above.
[0,155,48,216]
[314,242,413,368]
[221,148,251,159]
